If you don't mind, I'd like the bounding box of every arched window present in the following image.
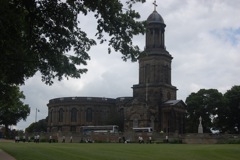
[59,108,64,122]
[71,108,77,122]
[86,108,92,122]
[133,118,138,128]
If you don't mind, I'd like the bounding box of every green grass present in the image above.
[0,142,240,160]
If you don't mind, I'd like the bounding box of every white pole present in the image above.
[35,108,38,123]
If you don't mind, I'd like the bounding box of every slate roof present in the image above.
[162,100,187,108]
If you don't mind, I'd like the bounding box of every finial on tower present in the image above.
[153,0,158,11]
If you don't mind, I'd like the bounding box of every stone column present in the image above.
[198,116,203,133]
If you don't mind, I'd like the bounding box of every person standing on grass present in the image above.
[118,137,122,143]
[36,135,40,143]
[15,136,19,143]
[49,135,52,143]
[70,136,73,143]
[165,135,168,143]
[149,136,152,144]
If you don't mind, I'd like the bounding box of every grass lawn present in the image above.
[0,142,240,160]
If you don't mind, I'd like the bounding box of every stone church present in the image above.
[47,7,186,134]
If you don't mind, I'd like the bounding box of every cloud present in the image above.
[17,0,240,130]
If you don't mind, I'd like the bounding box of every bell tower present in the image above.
[146,1,166,50]
[123,1,186,133]
[132,2,177,104]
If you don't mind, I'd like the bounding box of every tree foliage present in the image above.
[0,0,146,85]
[218,85,240,133]
[25,117,48,133]
[185,89,224,133]
[0,83,30,137]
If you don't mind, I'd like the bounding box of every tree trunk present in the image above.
[4,124,9,139]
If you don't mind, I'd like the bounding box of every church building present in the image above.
[47,5,186,134]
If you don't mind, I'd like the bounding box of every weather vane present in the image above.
[153,0,158,11]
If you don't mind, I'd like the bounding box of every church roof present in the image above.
[163,100,185,106]
[147,10,165,24]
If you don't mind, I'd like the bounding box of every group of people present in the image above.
[15,135,155,143]
[34,135,40,143]
[118,136,152,144]
[118,136,129,143]
[61,136,73,143]
[48,135,73,143]
[15,135,40,143]
[14,136,21,143]
[15,135,28,143]
[138,136,152,144]
[15,135,76,143]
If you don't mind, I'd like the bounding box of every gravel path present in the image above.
[0,149,16,160]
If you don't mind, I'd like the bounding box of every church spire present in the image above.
[146,1,166,51]
[153,0,158,11]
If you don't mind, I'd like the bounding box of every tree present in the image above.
[0,0,146,85]
[185,89,223,133]
[219,85,240,133]
[0,83,30,137]
[25,117,48,133]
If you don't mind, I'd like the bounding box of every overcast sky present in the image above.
[18,0,240,130]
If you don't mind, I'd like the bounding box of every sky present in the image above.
[17,0,240,130]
